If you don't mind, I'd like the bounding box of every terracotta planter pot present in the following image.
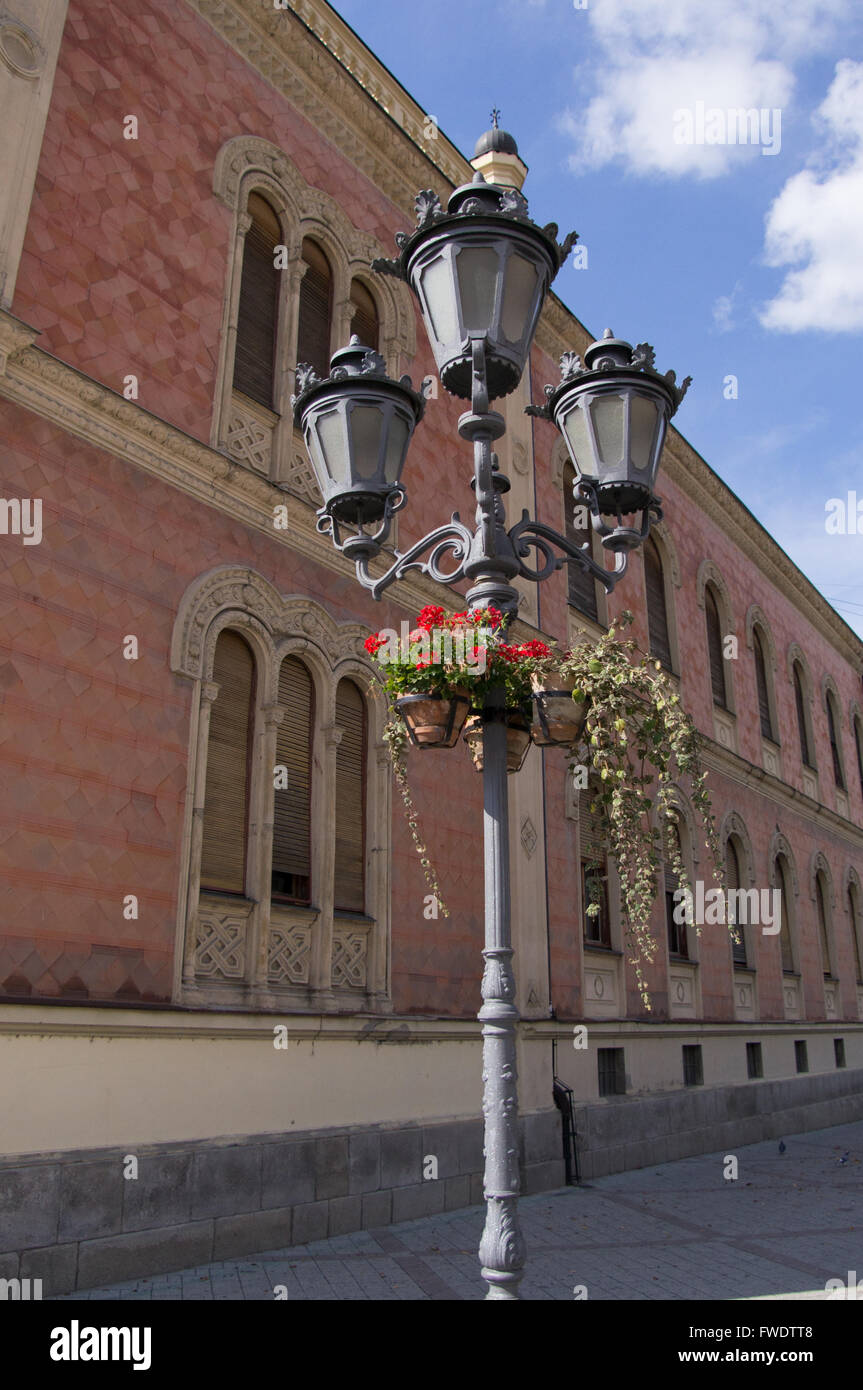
[394,690,470,748]
[529,672,589,747]
[463,711,532,773]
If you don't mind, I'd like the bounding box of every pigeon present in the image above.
[838,1152,850,1166]
[778,1140,786,1154]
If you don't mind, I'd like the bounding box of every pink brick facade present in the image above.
[3,0,863,1037]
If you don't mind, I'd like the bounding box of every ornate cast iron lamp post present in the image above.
[293,128,689,1299]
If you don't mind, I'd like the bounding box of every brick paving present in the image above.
[57,1120,863,1301]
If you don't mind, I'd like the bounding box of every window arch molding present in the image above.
[170,565,391,1012]
[551,438,608,628]
[850,700,863,801]
[786,642,818,775]
[811,850,837,984]
[768,830,800,982]
[719,810,757,973]
[745,606,780,746]
[809,849,835,913]
[696,559,737,713]
[821,672,847,791]
[768,829,799,897]
[660,783,700,965]
[844,865,863,987]
[643,519,681,673]
[212,136,416,489]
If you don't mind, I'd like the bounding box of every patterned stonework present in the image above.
[268,923,312,986]
[194,902,249,979]
[226,399,274,475]
[331,928,368,989]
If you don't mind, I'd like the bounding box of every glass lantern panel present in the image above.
[420,256,460,348]
[457,246,500,334]
[590,394,626,467]
[500,252,539,345]
[349,404,384,481]
[560,402,595,477]
[629,393,660,472]
[316,407,347,486]
[383,411,410,484]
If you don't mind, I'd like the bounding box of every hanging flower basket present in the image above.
[394,690,471,748]
[529,672,590,747]
[463,710,532,774]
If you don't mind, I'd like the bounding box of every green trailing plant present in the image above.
[381,710,450,916]
[550,612,723,1008]
[368,608,722,1002]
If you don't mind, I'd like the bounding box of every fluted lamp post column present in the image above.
[292,120,689,1300]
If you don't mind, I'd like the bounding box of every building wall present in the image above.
[1,0,862,1289]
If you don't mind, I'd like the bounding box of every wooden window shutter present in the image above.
[816,874,831,974]
[793,665,811,767]
[705,587,726,708]
[726,837,746,964]
[297,238,332,380]
[271,657,314,903]
[350,278,379,351]
[849,888,863,983]
[753,629,773,740]
[334,679,366,913]
[665,820,688,957]
[827,696,845,787]
[233,193,280,410]
[563,464,598,621]
[200,631,255,894]
[644,534,672,670]
[580,788,609,945]
[777,858,794,972]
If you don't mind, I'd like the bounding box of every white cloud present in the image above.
[759,61,863,332]
[563,0,852,178]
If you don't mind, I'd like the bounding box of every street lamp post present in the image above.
[292,138,689,1300]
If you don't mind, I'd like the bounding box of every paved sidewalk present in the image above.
[58,1120,863,1301]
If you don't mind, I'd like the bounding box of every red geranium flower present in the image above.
[417,604,445,630]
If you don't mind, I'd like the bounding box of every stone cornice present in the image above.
[0,316,452,618]
[700,735,863,851]
[185,0,463,216]
[662,433,863,671]
[180,2,863,672]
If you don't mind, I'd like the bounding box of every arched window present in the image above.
[297,237,332,379]
[726,836,746,965]
[826,691,845,789]
[564,462,598,622]
[849,883,863,984]
[580,782,609,946]
[644,534,672,671]
[705,585,727,708]
[349,279,379,352]
[815,871,832,976]
[792,663,812,768]
[233,193,281,410]
[753,628,773,740]
[201,631,255,894]
[854,715,863,799]
[665,820,688,958]
[334,679,366,913]
[271,656,314,905]
[775,855,794,972]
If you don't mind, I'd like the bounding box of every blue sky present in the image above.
[330,0,863,638]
